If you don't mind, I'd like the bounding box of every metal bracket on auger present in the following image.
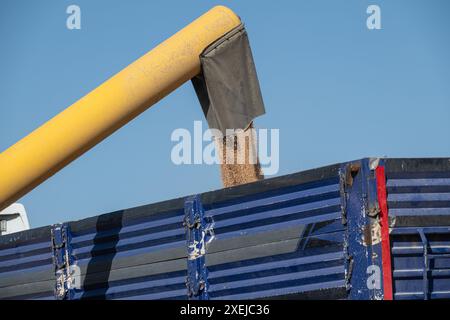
[51,223,76,300]
[183,195,214,300]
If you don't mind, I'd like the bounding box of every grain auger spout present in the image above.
[0,5,265,212]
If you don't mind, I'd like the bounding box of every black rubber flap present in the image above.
[192,24,265,134]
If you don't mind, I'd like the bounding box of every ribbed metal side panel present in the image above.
[69,206,188,300]
[72,175,346,300]
[386,159,450,300]
[203,177,346,299]
[0,162,347,300]
[0,227,54,300]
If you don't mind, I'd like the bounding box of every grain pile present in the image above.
[215,122,264,187]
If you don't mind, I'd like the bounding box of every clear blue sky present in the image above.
[1,0,449,228]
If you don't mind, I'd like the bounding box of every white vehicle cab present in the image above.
[0,203,30,235]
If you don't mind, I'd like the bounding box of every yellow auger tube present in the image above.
[0,6,241,212]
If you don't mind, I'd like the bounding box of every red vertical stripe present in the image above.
[376,166,393,300]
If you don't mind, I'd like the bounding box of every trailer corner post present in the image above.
[375,164,394,300]
[184,195,212,300]
[51,223,75,300]
[342,158,390,300]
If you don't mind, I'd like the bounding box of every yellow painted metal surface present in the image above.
[0,6,241,212]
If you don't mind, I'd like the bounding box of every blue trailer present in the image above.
[0,157,449,300]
